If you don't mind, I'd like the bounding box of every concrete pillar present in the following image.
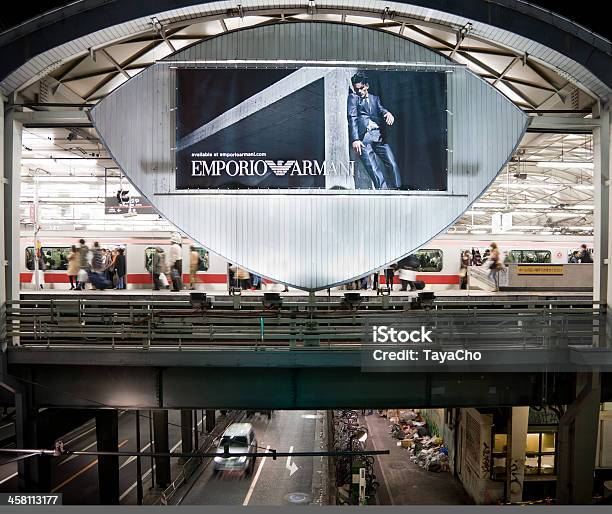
[324,68,355,189]
[504,406,529,503]
[152,410,170,488]
[557,372,601,504]
[0,94,5,309]
[15,398,51,492]
[593,101,611,343]
[96,410,119,504]
[2,95,22,303]
[180,410,193,457]
[205,409,216,433]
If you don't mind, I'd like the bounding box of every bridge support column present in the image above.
[15,402,52,492]
[205,410,216,433]
[557,372,601,504]
[152,410,170,488]
[504,406,528,503]
[180,410,193,459]
[96,410,119,504]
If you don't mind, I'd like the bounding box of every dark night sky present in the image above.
[1,1,610,41]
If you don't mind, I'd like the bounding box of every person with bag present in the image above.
[76,239,90,290]
[151,247,163,291]
[30,251,46,289]
[189,246,200,290]
[67,245,79,290]
[168,234,183,292]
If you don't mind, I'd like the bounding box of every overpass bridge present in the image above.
[2,294,611,410]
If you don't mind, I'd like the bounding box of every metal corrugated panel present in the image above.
[90,22,527,290]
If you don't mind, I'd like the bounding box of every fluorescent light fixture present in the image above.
[25,176,102,183]
[535,161,594,169]
[472,202,506,208]
[515,203,553,209]
[496,183,593,190]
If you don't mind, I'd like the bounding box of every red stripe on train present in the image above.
[20,273,461,285]
[20,273,228,284]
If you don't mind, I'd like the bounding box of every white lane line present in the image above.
[120,442,151,470]
[62,426,96,447]
[0,472,17,485]
[119,417,202,503]
[363,415,395,505]
[0,423,14,430]
[60,410,126,448]
[58,440,98,467]
[119,466,154,502]
[243,444,270,506]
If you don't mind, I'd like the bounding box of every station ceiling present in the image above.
[15,9,598,236]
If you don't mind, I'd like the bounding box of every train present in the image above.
[19,231,594,291]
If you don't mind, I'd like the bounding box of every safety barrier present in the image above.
[2,298,604,350]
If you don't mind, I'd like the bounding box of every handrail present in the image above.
[3,299,604,351]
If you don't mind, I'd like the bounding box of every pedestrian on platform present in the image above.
[30,250,46,289]
[115,248,127,289]
[77,239,90,290]
[396,265,416,291]
[486,242,503,290]
[169,234,183,292]
[189,246,200,290]
[578,244,593,263]
[67,245,79,290]
[91,242,104,272]
[152,247,162,290]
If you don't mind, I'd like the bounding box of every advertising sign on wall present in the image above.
[175,67,447,191]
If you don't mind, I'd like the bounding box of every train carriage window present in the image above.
[193,248,209,272]
[25,247,71,271]
[414,249,443,272]
[144,247,157,272]
[509,250,551,264]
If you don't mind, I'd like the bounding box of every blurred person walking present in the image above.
[485,242,503,290]
[189,246,200,290]
[67,245,79,290]
[91,242,105,272]
[151,247,162,291]
[169,234,183,292]
[77,239,90,290]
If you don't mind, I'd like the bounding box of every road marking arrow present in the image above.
[286,445,299,477]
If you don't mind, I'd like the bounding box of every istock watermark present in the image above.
[371,325,433,343]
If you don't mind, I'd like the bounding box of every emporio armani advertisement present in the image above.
[175,68,447,190]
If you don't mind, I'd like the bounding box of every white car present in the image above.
[213,423,258,475]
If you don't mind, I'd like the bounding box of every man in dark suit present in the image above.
[347,72,401,189]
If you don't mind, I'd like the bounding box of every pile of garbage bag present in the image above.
[383,409,450,473]
[409,436,450,472]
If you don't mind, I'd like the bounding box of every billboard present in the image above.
[175,68,447,191]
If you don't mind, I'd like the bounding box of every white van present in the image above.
[213,423,258,475]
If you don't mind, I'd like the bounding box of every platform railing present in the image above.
[2,298,605,351]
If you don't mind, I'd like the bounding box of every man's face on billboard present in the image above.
[353,81,369,98]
